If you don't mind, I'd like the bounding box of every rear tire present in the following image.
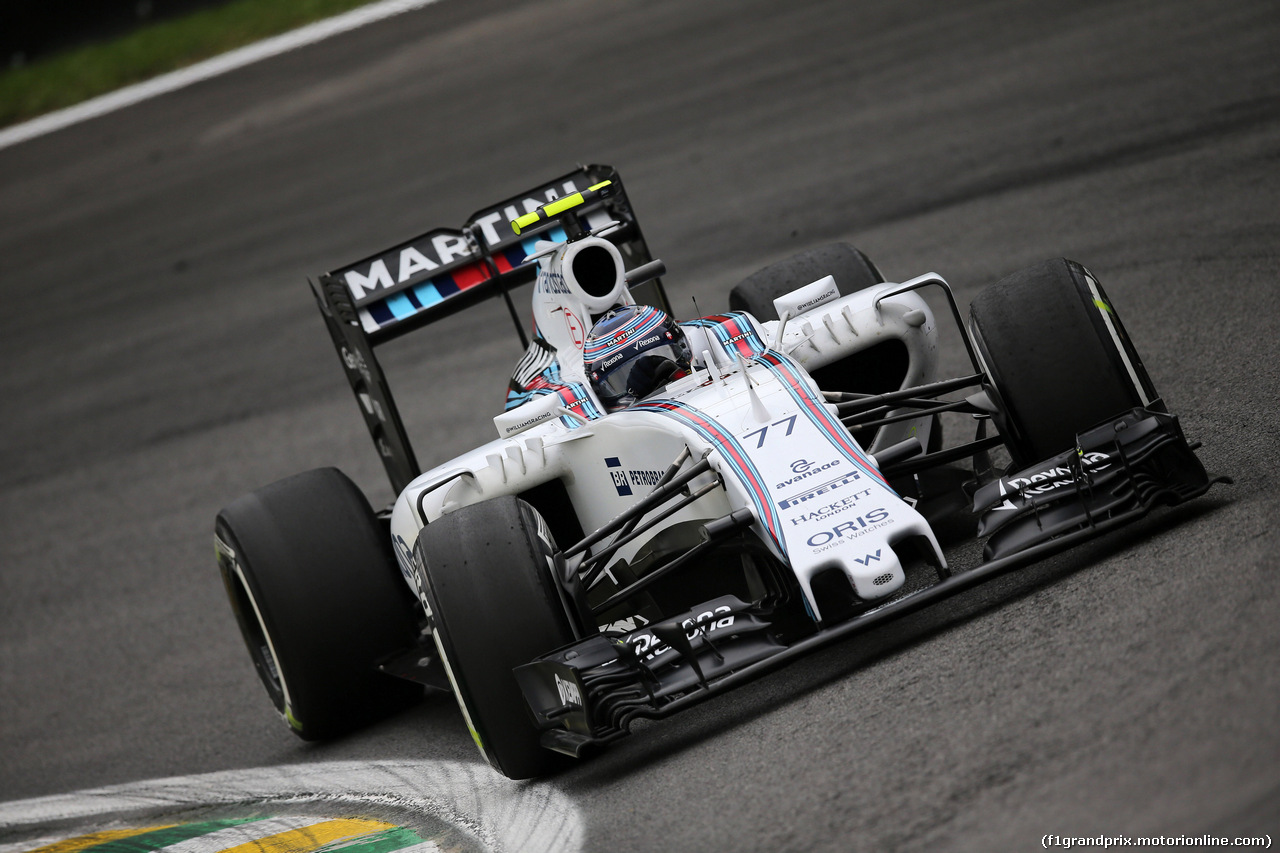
[968,258,1160,467]
[730,242,884,320]
[215,467,422,740]
[412,496,576,780]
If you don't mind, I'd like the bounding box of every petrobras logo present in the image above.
[627,469,665,487]
[606,456,632,496]
[605,457,666,496]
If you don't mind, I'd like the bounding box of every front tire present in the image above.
[729,242,884,320]
[412,496,576,780]
[968,258,1161,467]
[215,467,422,740]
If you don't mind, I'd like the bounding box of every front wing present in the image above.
[514,407,1226,757]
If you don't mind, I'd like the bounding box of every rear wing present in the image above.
[310,164,669,496]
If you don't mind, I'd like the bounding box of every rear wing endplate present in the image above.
[310,164,666,496]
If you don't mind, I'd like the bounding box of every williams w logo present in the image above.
[853,549,882,566]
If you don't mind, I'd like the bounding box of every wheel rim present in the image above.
[408,538,493,765]
[1079,267,1160,408]
[217,533,301,731]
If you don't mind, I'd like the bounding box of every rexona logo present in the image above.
[555,673,582,707]
[601,350,629,369]
[776,458,841,489]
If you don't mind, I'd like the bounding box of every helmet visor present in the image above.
[593,345,688,404]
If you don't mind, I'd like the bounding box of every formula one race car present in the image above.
[215,165,1224,779]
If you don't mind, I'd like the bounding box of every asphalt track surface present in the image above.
[2,0,1278,850]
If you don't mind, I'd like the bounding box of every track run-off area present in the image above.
[0,762,580,853]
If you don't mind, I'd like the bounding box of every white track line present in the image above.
[0,760,583,853]
[0,0,444,152]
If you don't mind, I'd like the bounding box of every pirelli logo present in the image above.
[777,470,863,509]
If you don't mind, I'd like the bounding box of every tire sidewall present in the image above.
[411,497,574,779]
[729,243,884,320]
[969,259,1155,466]
[216,521,293,722]
[1071,263,1161,410]
[215,467,421,740]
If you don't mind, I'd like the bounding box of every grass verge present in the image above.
[0,0,382,129]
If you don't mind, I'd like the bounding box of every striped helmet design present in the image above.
[582,305,670,363]
[585,306,692,410]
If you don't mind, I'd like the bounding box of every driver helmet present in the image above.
[585,305,692,410]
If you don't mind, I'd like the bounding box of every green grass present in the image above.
[0,0,383,128]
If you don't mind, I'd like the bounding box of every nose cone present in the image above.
[796,545,905,623]
[844,545,905,599]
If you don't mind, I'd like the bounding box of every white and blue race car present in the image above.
[215,165,1223,779]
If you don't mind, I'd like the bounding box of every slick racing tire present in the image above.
[215,467,422,741]
[412,496,575,780]
[968,258,1161,467]
[729,242,884,321]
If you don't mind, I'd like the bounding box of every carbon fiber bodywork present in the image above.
[512,408,1224,757]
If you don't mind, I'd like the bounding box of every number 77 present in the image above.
[743,415,798,449]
